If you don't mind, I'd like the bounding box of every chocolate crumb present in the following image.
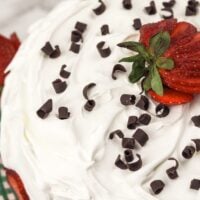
[37,99,53,119]
[127,154,142,171]
[150,180,165,195]
[115,155,128,170]
[112,64,127,80]
[182,146,195,159]
[120,94,136,106]
[133,128,149,146]
[93,0,106,15]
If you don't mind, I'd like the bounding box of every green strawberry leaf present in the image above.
[149,32,170,57]
[143,74,152,91]
[156,57,174,69]
[119,55,139,63]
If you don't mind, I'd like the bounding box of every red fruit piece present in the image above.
[10,33,21,51]
[148,88,193,105]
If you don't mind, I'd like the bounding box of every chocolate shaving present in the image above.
[145,1,157,15]
[192,139,200,152]
[115,155,128,170]
[191,115,200,127]
[127,116,138,130]
[122,138,135,149]
[150,180,165,195]
[124,149,134,162]
[58,107,70,120]
[133,18,142,30]
[41,42,54,56]
[122,0,132,9]
[186,0,199,16]
[112,64,127,80]
[83,83,96,100]
[120,94,136,106]
[166,158,179,179]
[93,0,106,15]
[37,99,53,119]
[71,30,82,43]
[162,0,176,7]
[133,128,149,146]
[60,65,71,79]
[138,114,151,125]
[161,7,174,19]
[75,21,87,33]
[96,41,111,58]
[52,79,67,94]
[190,179,200,190]
[84,100,96,112]
[127,154,142,171]
[182,146,195,159]
[70,42,81,54]
[109,130,124,139]
[50,45,61,58]
[156,104,170,118]
[101,24,110,35]
[136,95,149,111]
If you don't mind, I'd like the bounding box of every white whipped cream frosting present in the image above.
[1,0,200,199]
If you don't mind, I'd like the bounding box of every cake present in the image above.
[1,0,200,199]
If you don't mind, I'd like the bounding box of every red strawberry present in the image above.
[148,88,193,105]
[10,33,21,51]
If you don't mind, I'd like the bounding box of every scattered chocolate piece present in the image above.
[101,24,110,35]
[133,18,142,30]
[58,107,70,120]
[150,180,165,195]
[122,0,132,9]
[52,79,67,94]
[41,42,54,56]
[190,179,200,190]
[191,115,200,127]
[109,130,124,139]
[70,42,81,54]
[50,45,61,58]
[96,41,111,58]
[136,95,149,111]
[192,139,200,152]
[75,21,87,33]
[162,0,176,7]
[166,158,179,179]
[138,114,151,125]
[161,7,174,19]
[145,1,157,15]
[115,155,128,170]
[127,154,142,171]
[124,149,134,162]
[84,100,96,112]
[93,0,106,15]
[112,64,127,80]
[83,83,96,100]
[127,116,138,129]
[156,104,170,118]
[37,99,53,119]
[122,138,135,149]
[120,94,136,106]
[71,30,82,43]
[133,129,149,146]
[60,65,71,79]
[182,146,195,159]
[186,0,199,16]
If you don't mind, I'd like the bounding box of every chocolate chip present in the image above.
[109,130,124,139]
[71,30,82,43]
[96,41,111,58]
[50,45,61,58]
[112,64,127,80]
[182,146,195,159]
[186,0,199,16]
[58,107,70,120]
[52,79,67,94]
[41,42,54,56]
[127,116,138,129]
[101,24,110,35]
[122,138,135,149]
[156,104,170,118]
[162,0,176,7]
[138,114,151,125]
[166,158,179,179]
[127,154,142,171]
[93,0,106,15]
[60,65,71,79]
[84,100,96,112]
[70,42,81,54]
[133,129,149,146]
[120,94,136,106]
[136,95,149,111]
[124,149,134,162]
[190,179,200,190]
[133,18,142,30]
[122,0,132,9]
[161,7,174,19]
[150,180,165,195]
[145,1,157,15]
[191,115,200,127]
[75,21,87,33]
[192,139,200,152]
[83,83,96,100]
[37,99,53,119]
[115,155,128,170]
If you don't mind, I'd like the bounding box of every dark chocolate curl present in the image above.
[145,1,157,15]
[101,24,110,35]
[52,79,67,94]
[112,64,127,80]
[162,0,176,8]
[58,107,70,120]
[96,41,111,58]
[136,95,149,111]
[50,45,61,58]
[138,114,151,125]
[156,104,170,118]
[83,83,96,100]
[127,116,138,129]
[127,154,142,171]
[124,149,134,162]
[93,0,106,15]
[133,129,149,146]
[190,179,200,190]
[122,138,135,149]
[84,100,96,112]
[161,7,174,19]
[166,158,179,179]
[75,21,87,33]
[133,18,142,30]
[41,42,54,56]
[191,115,200,127]
[70,42,81,54]
[71,30,82,43]
[120,94,136,106]
[150,180,165,195]
[115,155,128,170]
[182,146,195,159]
[109,130,124,140]
[60,65,71,79]
[122,0,132,9]
[192,139,200,152]
[37,99,53,119]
